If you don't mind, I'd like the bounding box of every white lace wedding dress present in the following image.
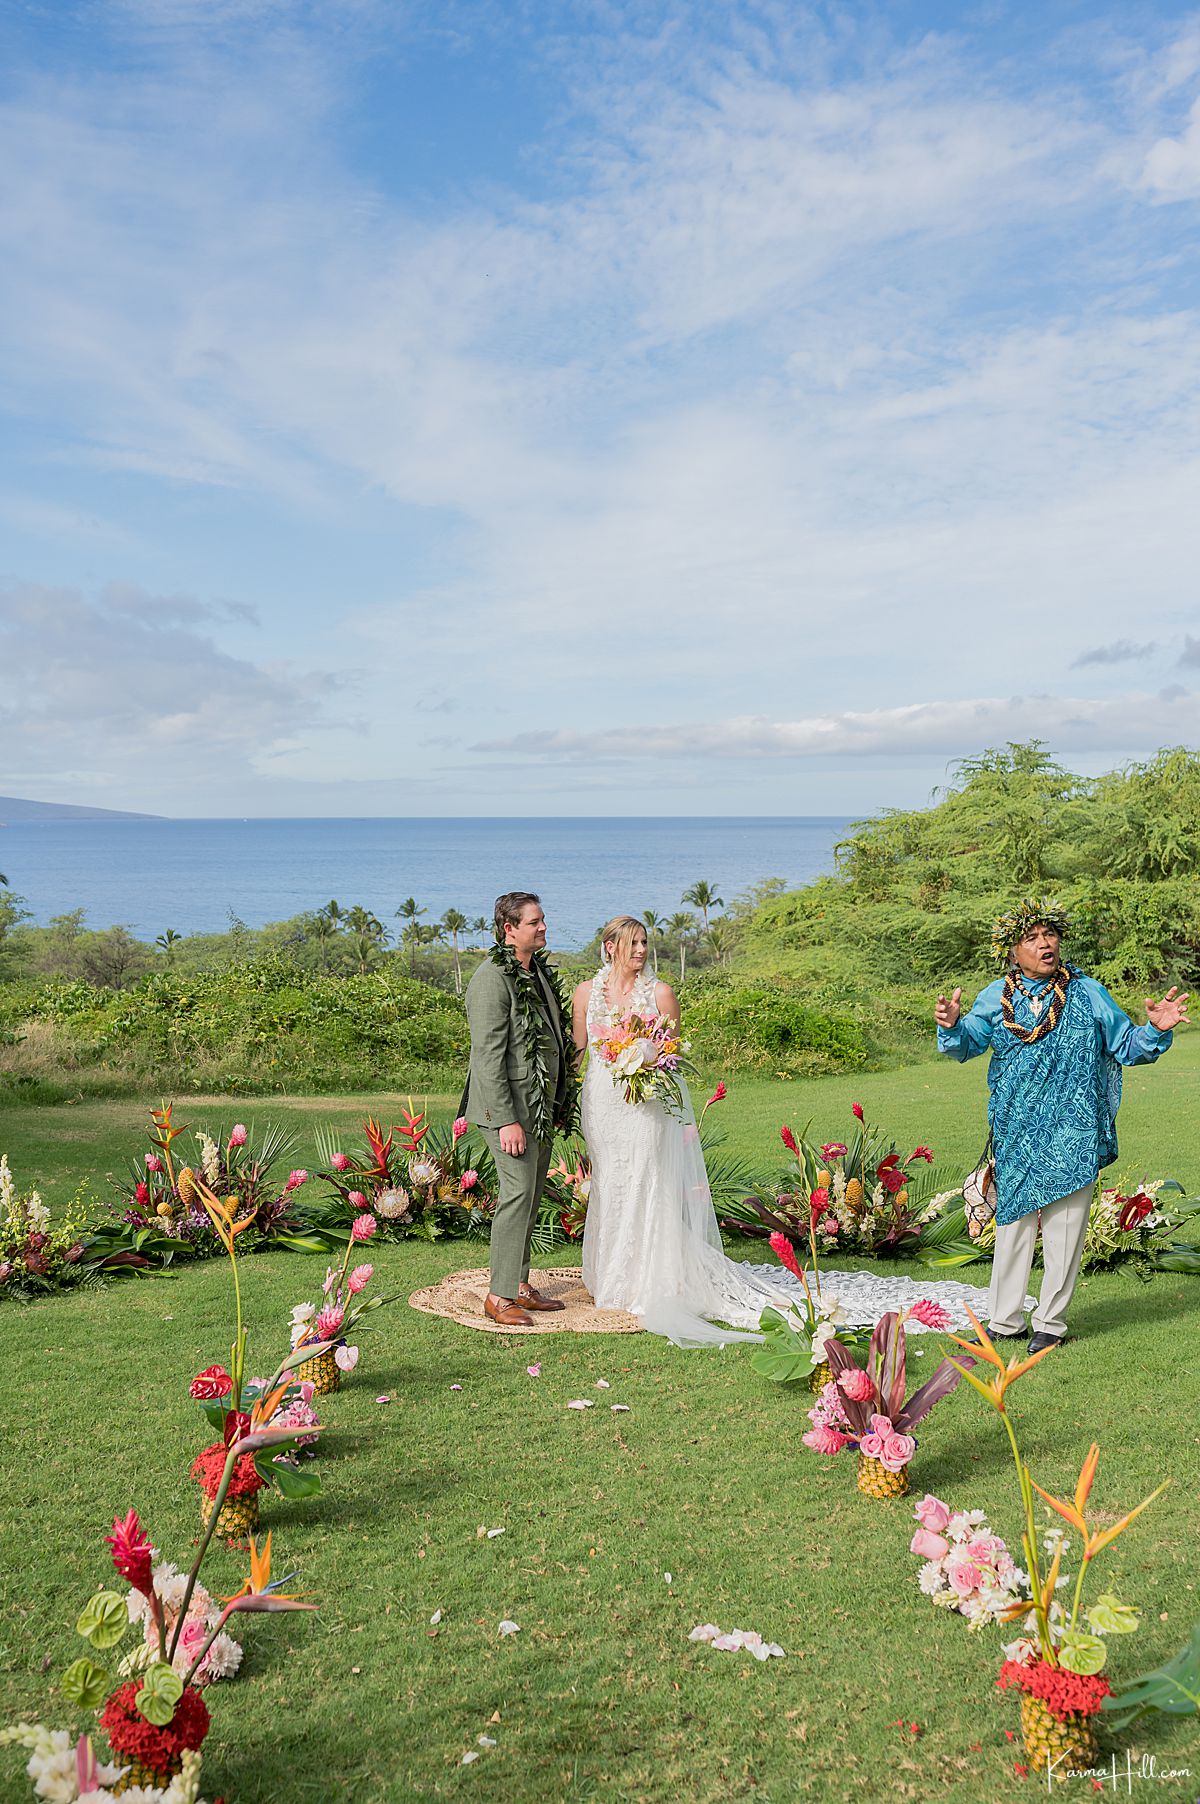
[579,963,1013,1347]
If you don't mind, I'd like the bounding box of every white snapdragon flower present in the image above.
[0,1154,15,1217]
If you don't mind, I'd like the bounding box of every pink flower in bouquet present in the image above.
[820,1142,848,1159]
[322,1265,338,1295]
[768,1230,802,1281]
[135,1181,150,1205]
[910,1528,951,1561]
[145,1153,164,1173]
[452,1116,469,1141]
[189,1365,233,1401]
[907,1145,934,1164]
[809,1186,830,1225]
[315,1304,345,1338]
[348,1190,367,1209]
[780,1123,799,1155]
[459,1169,479,1193]
[851,1102,865,1121]
[331,1152,351,1172]
[347,1262,373,1294]
[803,1423,851,1455]
[838,1367,875,1403]
[913,1494,951,1532]
[908,1299,952,1331]
[335,1344,360,1372]
[285,1169,309,1192]
[880,1431,916,1472]
[351,1212,377,1243]
[106,1509,154,1598]
[946,1556,983,1597]
[228,1124,248,1147]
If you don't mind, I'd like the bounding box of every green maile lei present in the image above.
[489,943,580,1142]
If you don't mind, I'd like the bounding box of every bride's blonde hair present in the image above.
[600,914,647,968]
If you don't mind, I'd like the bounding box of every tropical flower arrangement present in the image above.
[544,1151,592,1242]
[0,1155,93,1299]
[725,1104,945,1257]
[592,1010,691,1113]
[944,1313,1167,1773]
[287,1210,392,1396]
[86,1105,310,1271]
[120,1556,244,1690]
[919,1176,1200,1276]
[750,1217,870,1392]
[802,1306,970,1499]
[908,1494,1028,1628]
[308,1107,496,1244]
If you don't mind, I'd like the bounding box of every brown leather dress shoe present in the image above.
[484,1293,534,1327]
[518,1281,566,1313]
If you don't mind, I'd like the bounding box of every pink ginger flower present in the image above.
[768,1229,802,1281]
[910,1528,951,1561]
[820,1142,848,1159]
[909,1299,952,1331]
[135,1181,150,1205]
[145,1153,164,1173]
[459,1169,479,1193]
[351,1212,377,1243]
[913,1494,952,1533]
[347,1190,367,1210]
[347,1262,373,1294]
[452,1116,469,1142]
[228,1124,248,1147]
[851,1102,865,1121]
[314,1304,345,1339]
[802,1423,851,1455]
[331,1152,351,1172]
[907,1145,934,1164]
[285,1169,309,1192]
[837,1367,875,1403]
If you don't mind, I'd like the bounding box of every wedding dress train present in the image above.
[579,964,1011,1347]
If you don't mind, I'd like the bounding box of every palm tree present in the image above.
[706,920,735,969]
[471,914,493,945]
[441,908,468,995]
[395,897,426,975]
[155,928,181,965]
[682,879,723,932]
[318,899,345,931]
[666,911,696,983]
[346,907,388,974]
[307,912,336,969]
[642,908,663,974]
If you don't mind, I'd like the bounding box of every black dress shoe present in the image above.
[1027,1332,1065,1354]
[957,1331,1026,1350]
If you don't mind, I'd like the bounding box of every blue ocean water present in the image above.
[0,816,849,950]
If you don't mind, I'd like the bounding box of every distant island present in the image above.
[0,795,165,822]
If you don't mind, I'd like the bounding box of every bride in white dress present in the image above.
[572,914,1020,1346]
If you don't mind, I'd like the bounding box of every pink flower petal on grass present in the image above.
[526,1364,541,1377]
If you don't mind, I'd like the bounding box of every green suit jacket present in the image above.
[464,957,570,1138]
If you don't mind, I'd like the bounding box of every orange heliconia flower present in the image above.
[1031,1445,1169,1563]
[944,1308,1057,1413]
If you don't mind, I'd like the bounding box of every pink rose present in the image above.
[452,1117,469,1142]
[347,1190,367,1210]
[967,1536,1002,1563]
[946,1556,983,1597]
[910,1528,950,1561]
[859,1430,886,1460]
[228,1124,248,1147]
[802,1424,851,1455]
[913,1494,952,1533]
[347,1263,373,1294]
[837,1367,875,1403]
[331,1152,351,1172]
[459,1169,479,1193]
[351,1212,377,1243]
[879,1431,916,1472]
[868,1413,894,1436]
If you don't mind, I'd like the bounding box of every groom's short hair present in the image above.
[494,891,541,938]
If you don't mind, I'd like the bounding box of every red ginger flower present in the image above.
[100,1680,210,1765]
[908,1298,952,1331]
[907,1145,934,1164]
[706,1081,727,1107]
[189,1365,233,1401]
[851,1102,865,1121]
[106,1509,154,1598]
[809,1186,830,1225]
[780,1124,799,1155]
[768,1230,802,1282]
[996,1660,1112,1722]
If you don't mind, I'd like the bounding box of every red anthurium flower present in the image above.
[106,1509,154,1597]
[1117,1192,1153,1232]
[780,1124,799,1155]
[878,1154,901,1170]
[222,1409,252,1446]
[879,1167,907,1194]
[189,1365,233,1401]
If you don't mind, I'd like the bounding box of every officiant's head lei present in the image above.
[600,914,648,968]
[990,898,1072,968]
[494,891,542,942]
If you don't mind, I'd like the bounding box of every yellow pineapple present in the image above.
[113,1755,182,1794]
[201,1489,260,1540]
[293,1344,342,1394]
[856,1453,910,1499]
[844,1177,864,1215]
[1019,1694,1097,1775]
[808,1361,832,1394]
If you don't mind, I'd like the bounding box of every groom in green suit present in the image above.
[465,892,578,1327]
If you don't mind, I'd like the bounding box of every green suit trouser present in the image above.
[480,1127,554,1299]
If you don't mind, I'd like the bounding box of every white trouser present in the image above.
[987,1180,1095,1339]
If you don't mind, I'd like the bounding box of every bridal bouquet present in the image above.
[593,1011,691,1113]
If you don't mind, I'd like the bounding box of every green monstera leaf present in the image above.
[1086,1594,1141,1636]
[135,1661,184,1726]
[76,1590,131,1651]
[61,1656,110,1710]
[1058,1628,1108,1675]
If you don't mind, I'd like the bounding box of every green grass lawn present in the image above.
[2,1044,1200,1801]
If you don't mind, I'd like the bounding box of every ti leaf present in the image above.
[1101,1619,1200,1726]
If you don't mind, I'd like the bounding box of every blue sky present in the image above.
[2,0,1199,816]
